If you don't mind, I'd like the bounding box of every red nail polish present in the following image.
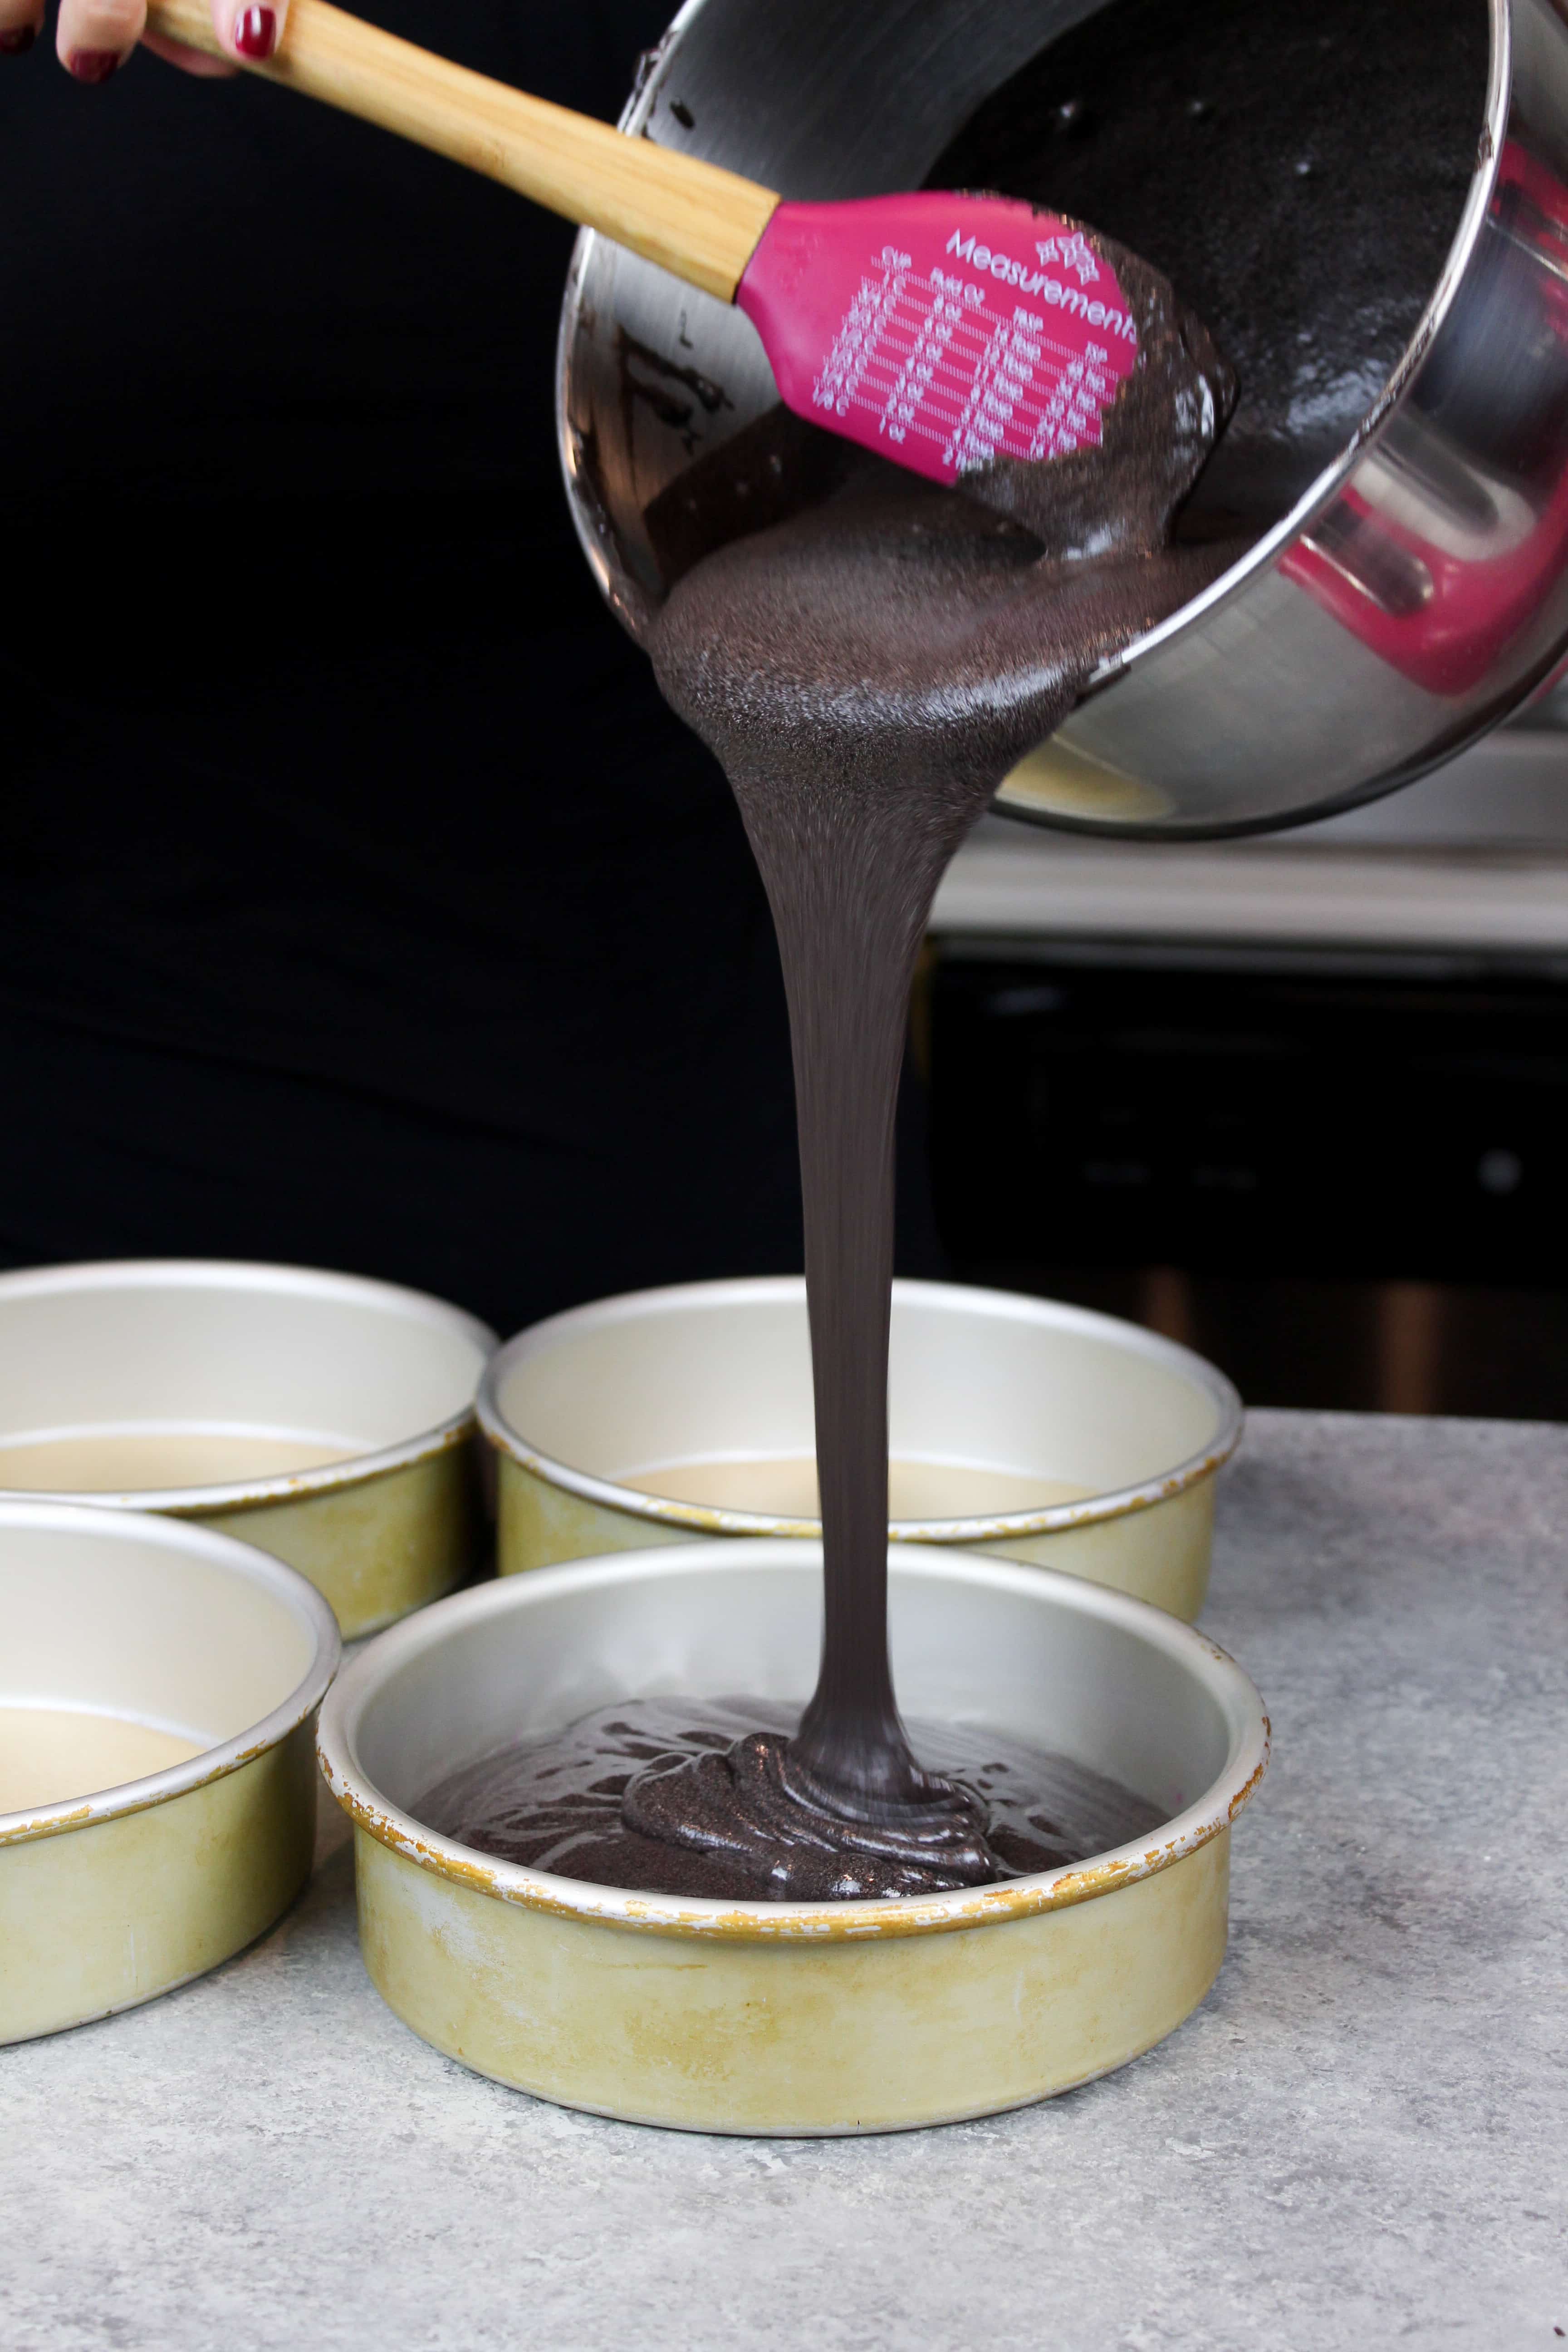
[232,4,275,57]
[0,23,37,52]
[66,44,121,78]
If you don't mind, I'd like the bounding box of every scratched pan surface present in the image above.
[480,1276,1242,1622]
[0,1501,339,2045]
[319,1539,1268,2135]
[0,1262,497,1639]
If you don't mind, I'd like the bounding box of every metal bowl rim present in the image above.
[0,1497,341,1849]
[477,1272,1243,1541]
[318,1536,1269,1942]
[0,1258,498,1513]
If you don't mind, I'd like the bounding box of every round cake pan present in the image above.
[478,1277,1241,1620]
[0,1261,498,1638]
[319,1540,1267,2135]
[0,1499,339,2045]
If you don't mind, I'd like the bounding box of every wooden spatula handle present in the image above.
[143,0,779,300]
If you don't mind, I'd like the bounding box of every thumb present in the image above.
[211,0,287,61]
[141,0,285,68]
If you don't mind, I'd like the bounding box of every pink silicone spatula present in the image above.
[146,0,1141,485]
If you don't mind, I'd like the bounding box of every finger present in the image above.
[209,0,286,64]
[0,0,44,59]
[55,0,142,81]
[141,25,236,72]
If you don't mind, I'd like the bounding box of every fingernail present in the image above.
[0,24,37,51]
[232,4,275,57]
[66,44,121,77]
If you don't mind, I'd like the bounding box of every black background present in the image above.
[0,5,862,1336]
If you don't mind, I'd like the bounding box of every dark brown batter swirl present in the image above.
[419,1701,1164,1901]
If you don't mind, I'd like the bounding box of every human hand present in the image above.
[0,0,285,83]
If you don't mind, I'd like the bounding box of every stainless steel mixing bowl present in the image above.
[557,0,1568,837]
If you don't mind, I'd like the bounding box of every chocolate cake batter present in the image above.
[419,1700,1165,1901]
[932,0,1488,527]
[429,0,1484,1898]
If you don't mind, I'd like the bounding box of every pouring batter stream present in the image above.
[426,0,1484,1902]
[422,231,1232,1897]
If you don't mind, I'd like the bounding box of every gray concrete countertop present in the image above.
[4,1411,1565,2352]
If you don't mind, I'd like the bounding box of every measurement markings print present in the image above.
[812,247,1123,475]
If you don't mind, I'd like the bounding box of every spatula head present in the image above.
[736,191,1143,490]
